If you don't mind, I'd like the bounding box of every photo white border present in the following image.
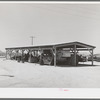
[0,1,100,98]
[0,88,100,98]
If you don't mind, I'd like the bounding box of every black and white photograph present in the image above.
[0,2,100,88]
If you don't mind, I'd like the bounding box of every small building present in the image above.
[5,41,96,66]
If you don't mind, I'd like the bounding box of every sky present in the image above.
[0,3,100,53]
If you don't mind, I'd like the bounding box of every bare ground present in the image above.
[0,58,100,88]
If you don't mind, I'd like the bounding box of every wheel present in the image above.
[50,58,54,65]
[40,59,44,65]
[17,58,20,62]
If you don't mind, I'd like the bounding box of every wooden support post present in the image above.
[6,50,8,59]
[34,51,36,56]
[74,45,77,66]
[54,47,57,67]
[16,50,19,60]
[21,49,25,63]
[21,50,24,60]
[9,50,12,59]
[28,50,32,63]
[15,50,18,60]
[14,50,16,60]
[91,49,94,66]
[8,50,10,59]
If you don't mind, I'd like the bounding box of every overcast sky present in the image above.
[0,3,100,53]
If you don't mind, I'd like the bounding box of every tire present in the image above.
[17,58,20,62]
[50,58,54,65]
[40,59,44,65]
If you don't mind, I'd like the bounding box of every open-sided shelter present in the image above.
[5,41,96,66]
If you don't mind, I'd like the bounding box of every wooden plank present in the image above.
[75,42,95,49]
[77,49,93,51]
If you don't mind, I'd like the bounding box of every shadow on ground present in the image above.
[57,63,100,67]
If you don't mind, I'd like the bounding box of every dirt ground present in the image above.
[0,58,100,88]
